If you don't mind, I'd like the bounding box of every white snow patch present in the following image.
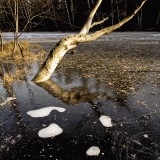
[86,146,100,156]
[144,134,148,138]
[99,115,113,127]
[27,106,65,117]
[38,123,63,138]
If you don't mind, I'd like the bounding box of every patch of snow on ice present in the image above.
[99,115,113,127]
[38,123,63,138]
[144,134,148,138]
[86,146,100,156]
[27,106,65,117]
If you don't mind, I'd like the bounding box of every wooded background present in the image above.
[0,0,159,32]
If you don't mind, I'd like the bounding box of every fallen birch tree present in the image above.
[32,0,147,82]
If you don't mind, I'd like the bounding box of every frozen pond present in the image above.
[0,32,160,159]
[3,31,160,42]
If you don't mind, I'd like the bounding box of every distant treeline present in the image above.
[0,0,160,32]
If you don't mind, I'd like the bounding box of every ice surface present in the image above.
[38,123,63,138]
[86,146,100,156]
[27,106,65,117]
[3,32,160,42]
[3,32,74,42]
[99,115,113,127]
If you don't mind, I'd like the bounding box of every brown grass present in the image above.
[2,67,27,85]
[3,73,15,85]
[0,51,9,59]
[3,41,15,52]
[12,49,46,63]
[3,41,30,51]
[0,41,45,62]
[0,41,47,85]
[31,44,42,49]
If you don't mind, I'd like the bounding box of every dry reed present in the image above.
[0,41,46,85]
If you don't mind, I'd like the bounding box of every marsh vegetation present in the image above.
[0,41,47,85]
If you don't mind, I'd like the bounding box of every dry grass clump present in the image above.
[0,41,30,59]
[3,68,26,85]
[12,49,46,63]
[19,41,30,51]
[3,73,15,85]
[0,41,45,61]
[0,51,9,59]
[31,44,42,49]
[0,41,46,85]
[3,41,30,52]
[3,41,14,52]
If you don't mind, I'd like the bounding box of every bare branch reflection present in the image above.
[35,78,98,105]
[34,76,139,117]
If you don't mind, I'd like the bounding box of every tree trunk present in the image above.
[156,10,160,25]
[111,0,114,26]
[0,31,3,52]
[64,0,73,30]
[0,65,4,77]
[32,0,147,82]
[70,0,74,30]
[13,0,18,53]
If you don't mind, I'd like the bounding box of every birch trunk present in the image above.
[32,0,147,82]
[13,0,18,53]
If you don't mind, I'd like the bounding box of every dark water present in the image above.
[0,32,160,160]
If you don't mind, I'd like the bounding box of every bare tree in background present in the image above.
[0,0,59,53]
[156,5,160,26]
[0,31,3,52]
[32,0,147,82]
[135,0,143,30]
[13,0,18,52]
[0,1,4,52]
[70,0,74,29]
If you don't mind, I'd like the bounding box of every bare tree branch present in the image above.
[32,0,147,82]
[83,0,147,42]
[90,17,109,28]
[79,0,102,34]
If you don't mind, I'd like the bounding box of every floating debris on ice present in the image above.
[1,134,22,151]
[86,146,100,156]
[38,123,63,138]
[0,97,16,106]
[99,115,113,127]
[27,106,66,117]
